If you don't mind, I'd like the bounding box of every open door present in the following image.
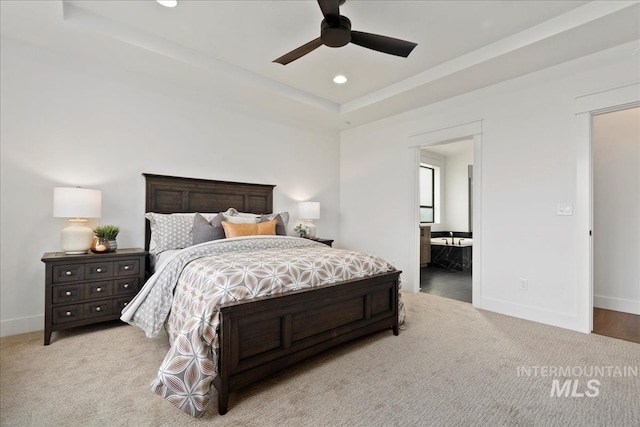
[591,106,640,343]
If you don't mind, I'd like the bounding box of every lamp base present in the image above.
[302,220,317,238]
[60,219,94,254]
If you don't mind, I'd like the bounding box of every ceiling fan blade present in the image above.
[350,31,417,57]
[318,0,340,24]
[273,38,323,65]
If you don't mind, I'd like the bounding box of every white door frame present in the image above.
[408,120,483,307]
[574,81,639,333]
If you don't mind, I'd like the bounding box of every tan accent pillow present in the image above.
[221,219,277,238]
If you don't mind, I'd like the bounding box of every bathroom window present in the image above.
[420,165,434,223]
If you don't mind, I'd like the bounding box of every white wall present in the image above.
[444,145,473,233]
[593,107,640,314]
[0,38,340,337]
[340,42,639,333]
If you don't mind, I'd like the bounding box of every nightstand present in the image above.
[41,248,146,345]
[305,237,334,247]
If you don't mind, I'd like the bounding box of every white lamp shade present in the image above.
[53,187,101,218]
[299,201,320,220]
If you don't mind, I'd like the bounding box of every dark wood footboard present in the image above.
[214,269,401,415]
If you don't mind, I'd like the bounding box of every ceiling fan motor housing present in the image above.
[321,16,351,47]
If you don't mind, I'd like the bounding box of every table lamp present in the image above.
[53,187,102,254]
[299,201,320,238]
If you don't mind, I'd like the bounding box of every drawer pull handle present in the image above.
[96,307,101,312]
[96,268,102,273]
[65,311,72,317]
[123,284,129,289]
[65,291,72,296]
[124,265,130,270]
[65,271,72,276]
[96,287,102,292]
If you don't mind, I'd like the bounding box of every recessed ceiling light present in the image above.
[333,75,348,84]
[156,0,177,7]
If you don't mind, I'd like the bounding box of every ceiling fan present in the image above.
[273,0,417,65]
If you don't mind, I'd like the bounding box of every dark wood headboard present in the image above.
[143,173,275,251]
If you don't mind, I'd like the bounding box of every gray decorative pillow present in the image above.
[262,211,289,227]
[260,212,288,236]
[193,212,225,244]
[145,212,195,255]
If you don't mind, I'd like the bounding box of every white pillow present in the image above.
[224,208,290,227]
[222,208,260,224]
[223,215,259,224]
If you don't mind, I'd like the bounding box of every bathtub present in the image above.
[430,237,473,271]
[430,237,473,247]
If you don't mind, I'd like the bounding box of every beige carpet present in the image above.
[1,292,638,427]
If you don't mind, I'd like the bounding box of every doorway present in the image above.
[419,139,474,303]
[591,106,640,343]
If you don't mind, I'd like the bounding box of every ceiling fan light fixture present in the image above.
[156,0,178,8]
[333,75,348,84]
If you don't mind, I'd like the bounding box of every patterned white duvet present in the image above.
[121,236,403,417]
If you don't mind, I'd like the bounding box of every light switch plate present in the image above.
[557,202,573,216]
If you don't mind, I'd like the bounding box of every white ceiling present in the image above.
[1,1,639,130]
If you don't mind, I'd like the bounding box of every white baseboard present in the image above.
[594,295,640,315]
[0,314,43,338]
[479,296,590,333]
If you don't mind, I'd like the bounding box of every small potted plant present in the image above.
[294,224,307,238]
[93,225,119,252]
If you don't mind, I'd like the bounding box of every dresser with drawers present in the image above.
[41,248,146,345]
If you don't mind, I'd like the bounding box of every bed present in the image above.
[122,173,403,417]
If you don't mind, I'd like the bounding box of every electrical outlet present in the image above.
[556,203,573,216]
[518,278,529,291]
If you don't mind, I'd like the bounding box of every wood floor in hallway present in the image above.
[593,308,640,344]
